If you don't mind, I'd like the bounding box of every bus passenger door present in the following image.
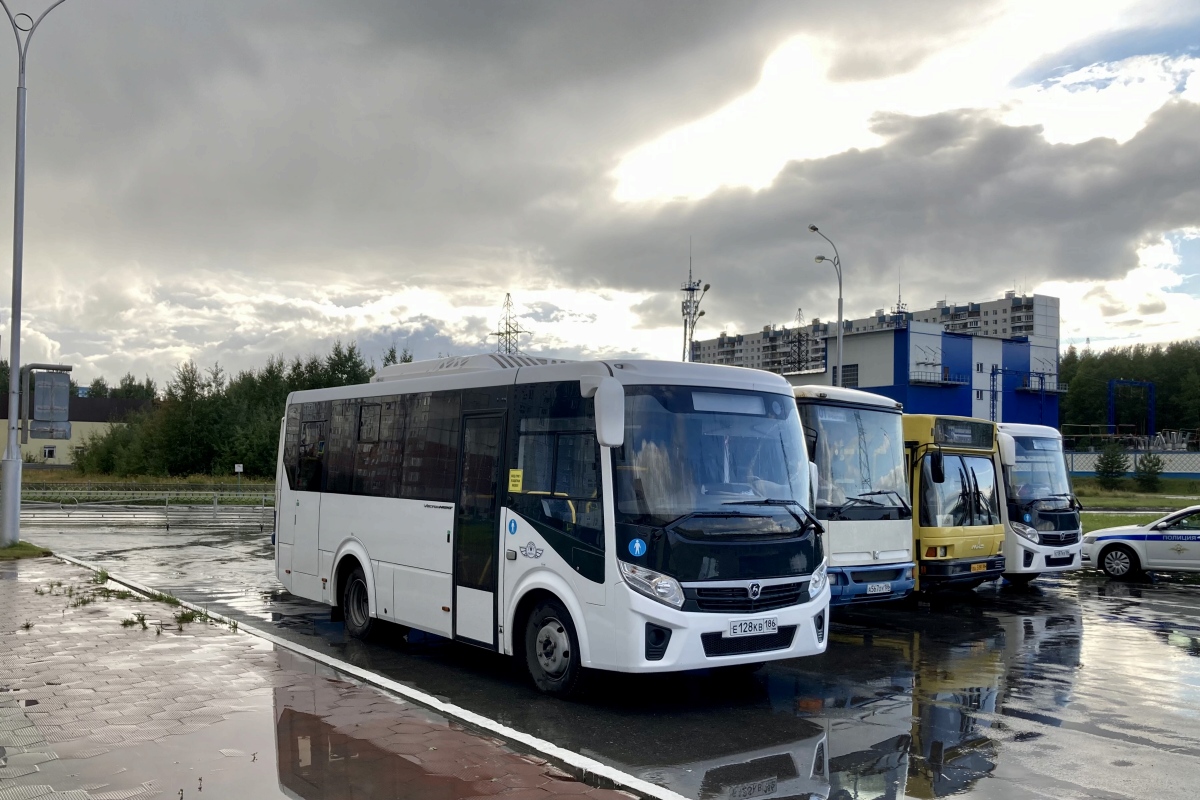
[454,414,504,648]
[292,419,326,578]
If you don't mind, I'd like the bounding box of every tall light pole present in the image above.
[0,0,67,546]
[809,224,843,387]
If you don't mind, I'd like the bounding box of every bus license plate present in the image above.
[970,562,987,573]
[729,617,778,638]
[1053,549,1069,559]
[730,777,777,800]
[867,582,891,595]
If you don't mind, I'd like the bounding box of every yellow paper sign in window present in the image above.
[508,469,524,493]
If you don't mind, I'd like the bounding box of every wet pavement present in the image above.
[22,523,1200,800]
[0,558,640,800]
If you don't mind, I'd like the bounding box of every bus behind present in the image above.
[795,386,915,605]
[903,415,1006,591]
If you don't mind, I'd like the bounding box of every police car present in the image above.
[1082,505,1200,578]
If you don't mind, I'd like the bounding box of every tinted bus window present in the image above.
[402,391,461,502]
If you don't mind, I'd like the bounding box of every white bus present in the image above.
[275,355,830,696]
[793,386,915,604]
[996,423,1082,585]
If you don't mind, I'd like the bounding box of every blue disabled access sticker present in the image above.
[1023,513,1032,523]
[508,519,518,535]
[628,538,647,557]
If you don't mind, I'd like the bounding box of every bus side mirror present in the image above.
[999,433,1017,468]
[582,376,625,448]
[930,449,945,484]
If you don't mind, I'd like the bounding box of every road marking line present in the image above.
[53,553,683,800]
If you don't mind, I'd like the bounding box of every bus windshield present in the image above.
[614,386,810,528]
[798,403,907,513]
[1007,436,1072,504]
[920,454,1001,528]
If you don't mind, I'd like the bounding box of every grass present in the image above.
[22,472,275,487]
[1083,512,1161,534]
[147,592,181,607]
[1073,476,1200,495]
[90,569,110,585]
[1074,476,1199,512]
[0,541,51,560]
[174,609,199,625]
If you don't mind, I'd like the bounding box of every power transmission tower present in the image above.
[489,293,529,355]
[785,308,809,373]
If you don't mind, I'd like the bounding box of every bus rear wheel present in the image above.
[524,598,586,697]
[341,565,375,640]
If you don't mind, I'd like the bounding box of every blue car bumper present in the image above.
[829,563,916,605]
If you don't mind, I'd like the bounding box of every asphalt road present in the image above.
[23,522,1200,800]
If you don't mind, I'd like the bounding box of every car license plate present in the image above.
[867,582,891,595]
[729,777,777,800]
[970,562,987,573]
[1053,549,1069,558]
[729,617,778,638]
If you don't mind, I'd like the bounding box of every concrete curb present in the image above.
[53,553,684,800]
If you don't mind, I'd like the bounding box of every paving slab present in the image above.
[0,559,642,800]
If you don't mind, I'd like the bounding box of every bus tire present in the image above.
[524,598,586,697]
[341,565,375,640]
[1101,545,1140,579]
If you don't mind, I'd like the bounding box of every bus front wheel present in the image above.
[341,565,375,640]
[524,598,586,697]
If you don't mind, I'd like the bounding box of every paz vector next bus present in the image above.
[903,415,1006,590]
[274,355,830,696]
[794,385,915,605]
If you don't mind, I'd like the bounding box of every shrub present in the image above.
[1095,444,1129,490]
[1134,452,1165,493]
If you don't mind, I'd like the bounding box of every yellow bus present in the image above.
[903,415,1006,591]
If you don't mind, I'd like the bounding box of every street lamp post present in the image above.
[809,224,843,387]
[0,0,67,546]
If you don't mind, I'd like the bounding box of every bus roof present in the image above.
[997,422,1062,439]
[288,355,796,405]
[792,384,902,410]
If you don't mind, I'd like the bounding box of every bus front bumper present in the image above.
[594,582,831,673]
[1005,541,1083,575]
[829,563,916,605]
[919,556,1005,587]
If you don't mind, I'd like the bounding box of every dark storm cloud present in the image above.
[538,102,1200,335]
[0,0,1190,379]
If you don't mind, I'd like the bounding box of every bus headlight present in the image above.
[1011,521,1040,544]
[619,562,685,609]
[808,562,828,598]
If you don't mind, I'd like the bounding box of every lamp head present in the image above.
[808,224,819,232]
[698,310,705,317]
[703,283,711,292]
[815,255,827,263]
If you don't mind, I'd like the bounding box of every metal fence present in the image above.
[1066,450,1200,478]
[20,491,275,530]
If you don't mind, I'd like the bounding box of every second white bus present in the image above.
[275,355,830,695]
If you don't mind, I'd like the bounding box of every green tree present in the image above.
[87,377,110,398]
[1094,444,1129,490]
[1134,452,1164,493]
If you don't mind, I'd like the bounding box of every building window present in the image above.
[42,445,56,460]
[976,390,983,400]
[1002,328,1007,333]
[840,364,860,388]
[976,362,983,373]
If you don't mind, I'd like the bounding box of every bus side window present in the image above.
[283,404,301,490]
[509,382,603,549]
[298,420,327,492]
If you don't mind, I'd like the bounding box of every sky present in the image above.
[1,0,1199,385]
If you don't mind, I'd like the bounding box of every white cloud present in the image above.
[1040,231,1200,348]
[612,0,1187,203]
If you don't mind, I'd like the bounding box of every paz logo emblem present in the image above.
[748,583,762,600]
[519,541,544,559]
[972,542,985,550]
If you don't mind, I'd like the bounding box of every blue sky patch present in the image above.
[1013,16,1200,87]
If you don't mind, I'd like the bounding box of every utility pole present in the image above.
[0,1,68,547]
[680,244,709,362]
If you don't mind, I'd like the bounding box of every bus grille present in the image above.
[690,582,807,613]
[702,626,797,657]
[1039,531,1080,546]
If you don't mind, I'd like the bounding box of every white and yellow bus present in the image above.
[275,355,830,695]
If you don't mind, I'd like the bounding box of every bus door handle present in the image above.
[506,550,517,560]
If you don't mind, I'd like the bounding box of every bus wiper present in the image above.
[723,499,825,534]
[841,495,885,508]
[850,489,910,511]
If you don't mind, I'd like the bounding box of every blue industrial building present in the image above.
[786,321,1063,426]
